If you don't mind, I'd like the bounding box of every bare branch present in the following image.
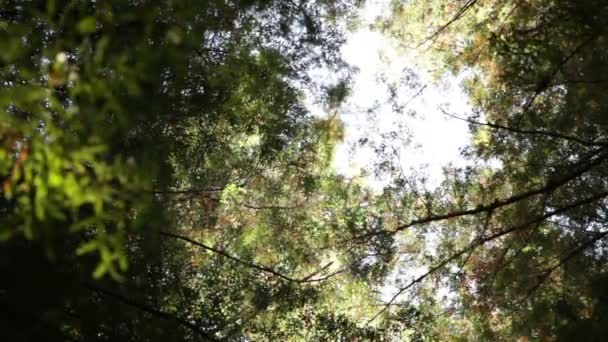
[407,148,606,226]
[147,188,225,195]
[416,0,479,49]
[240,201,305,210]
[351,147,607,245]
[366,190,608,324]
[440,107,606,147]
[161,231,342,283]
[402,84,427,109]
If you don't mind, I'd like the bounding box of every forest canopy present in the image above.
[1,0,607,341]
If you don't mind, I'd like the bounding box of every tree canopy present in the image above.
[378,0,608,339]
[1,0,608,341]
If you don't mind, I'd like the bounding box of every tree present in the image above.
[0,1,398,340]
[6,0,606,340]
[372,0,608,339]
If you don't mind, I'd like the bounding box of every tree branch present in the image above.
[86,284,219,341]
[439,107,606,147]
[367,189,608,324]
[354,147,607,243]
[460,209,493,268]
[161,231,342,283]
[522,34,597,114]
[147,188,225,195]
[416,0,479,48]
[524,229,608,298]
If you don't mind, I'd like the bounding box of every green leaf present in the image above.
[77,17,97,34]
[76,240,98,255]
[0,227,12,241]
[92,262,108,279]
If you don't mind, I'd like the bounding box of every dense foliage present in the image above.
[2,0,608,341]
[377,0,608,340]
[0,1,392,340]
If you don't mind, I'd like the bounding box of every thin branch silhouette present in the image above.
[161,231,344,283]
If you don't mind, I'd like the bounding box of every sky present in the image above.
[320,0,474,304]
[325,0,472,190]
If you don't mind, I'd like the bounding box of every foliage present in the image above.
[4,0,608,340]
[375,0,608,340]
[0,1,397,341]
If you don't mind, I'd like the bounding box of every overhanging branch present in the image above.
[86,284,219,341]
[161,231,343,283]
[439,107,606,147]
[352,146,607,243]
[367,189,608,324]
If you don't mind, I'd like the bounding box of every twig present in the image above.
[439,107,606,147]
[161,231,342,283]
[416,0,479,49]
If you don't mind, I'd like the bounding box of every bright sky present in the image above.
[328,0,472,190]
[322,0,474,305]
